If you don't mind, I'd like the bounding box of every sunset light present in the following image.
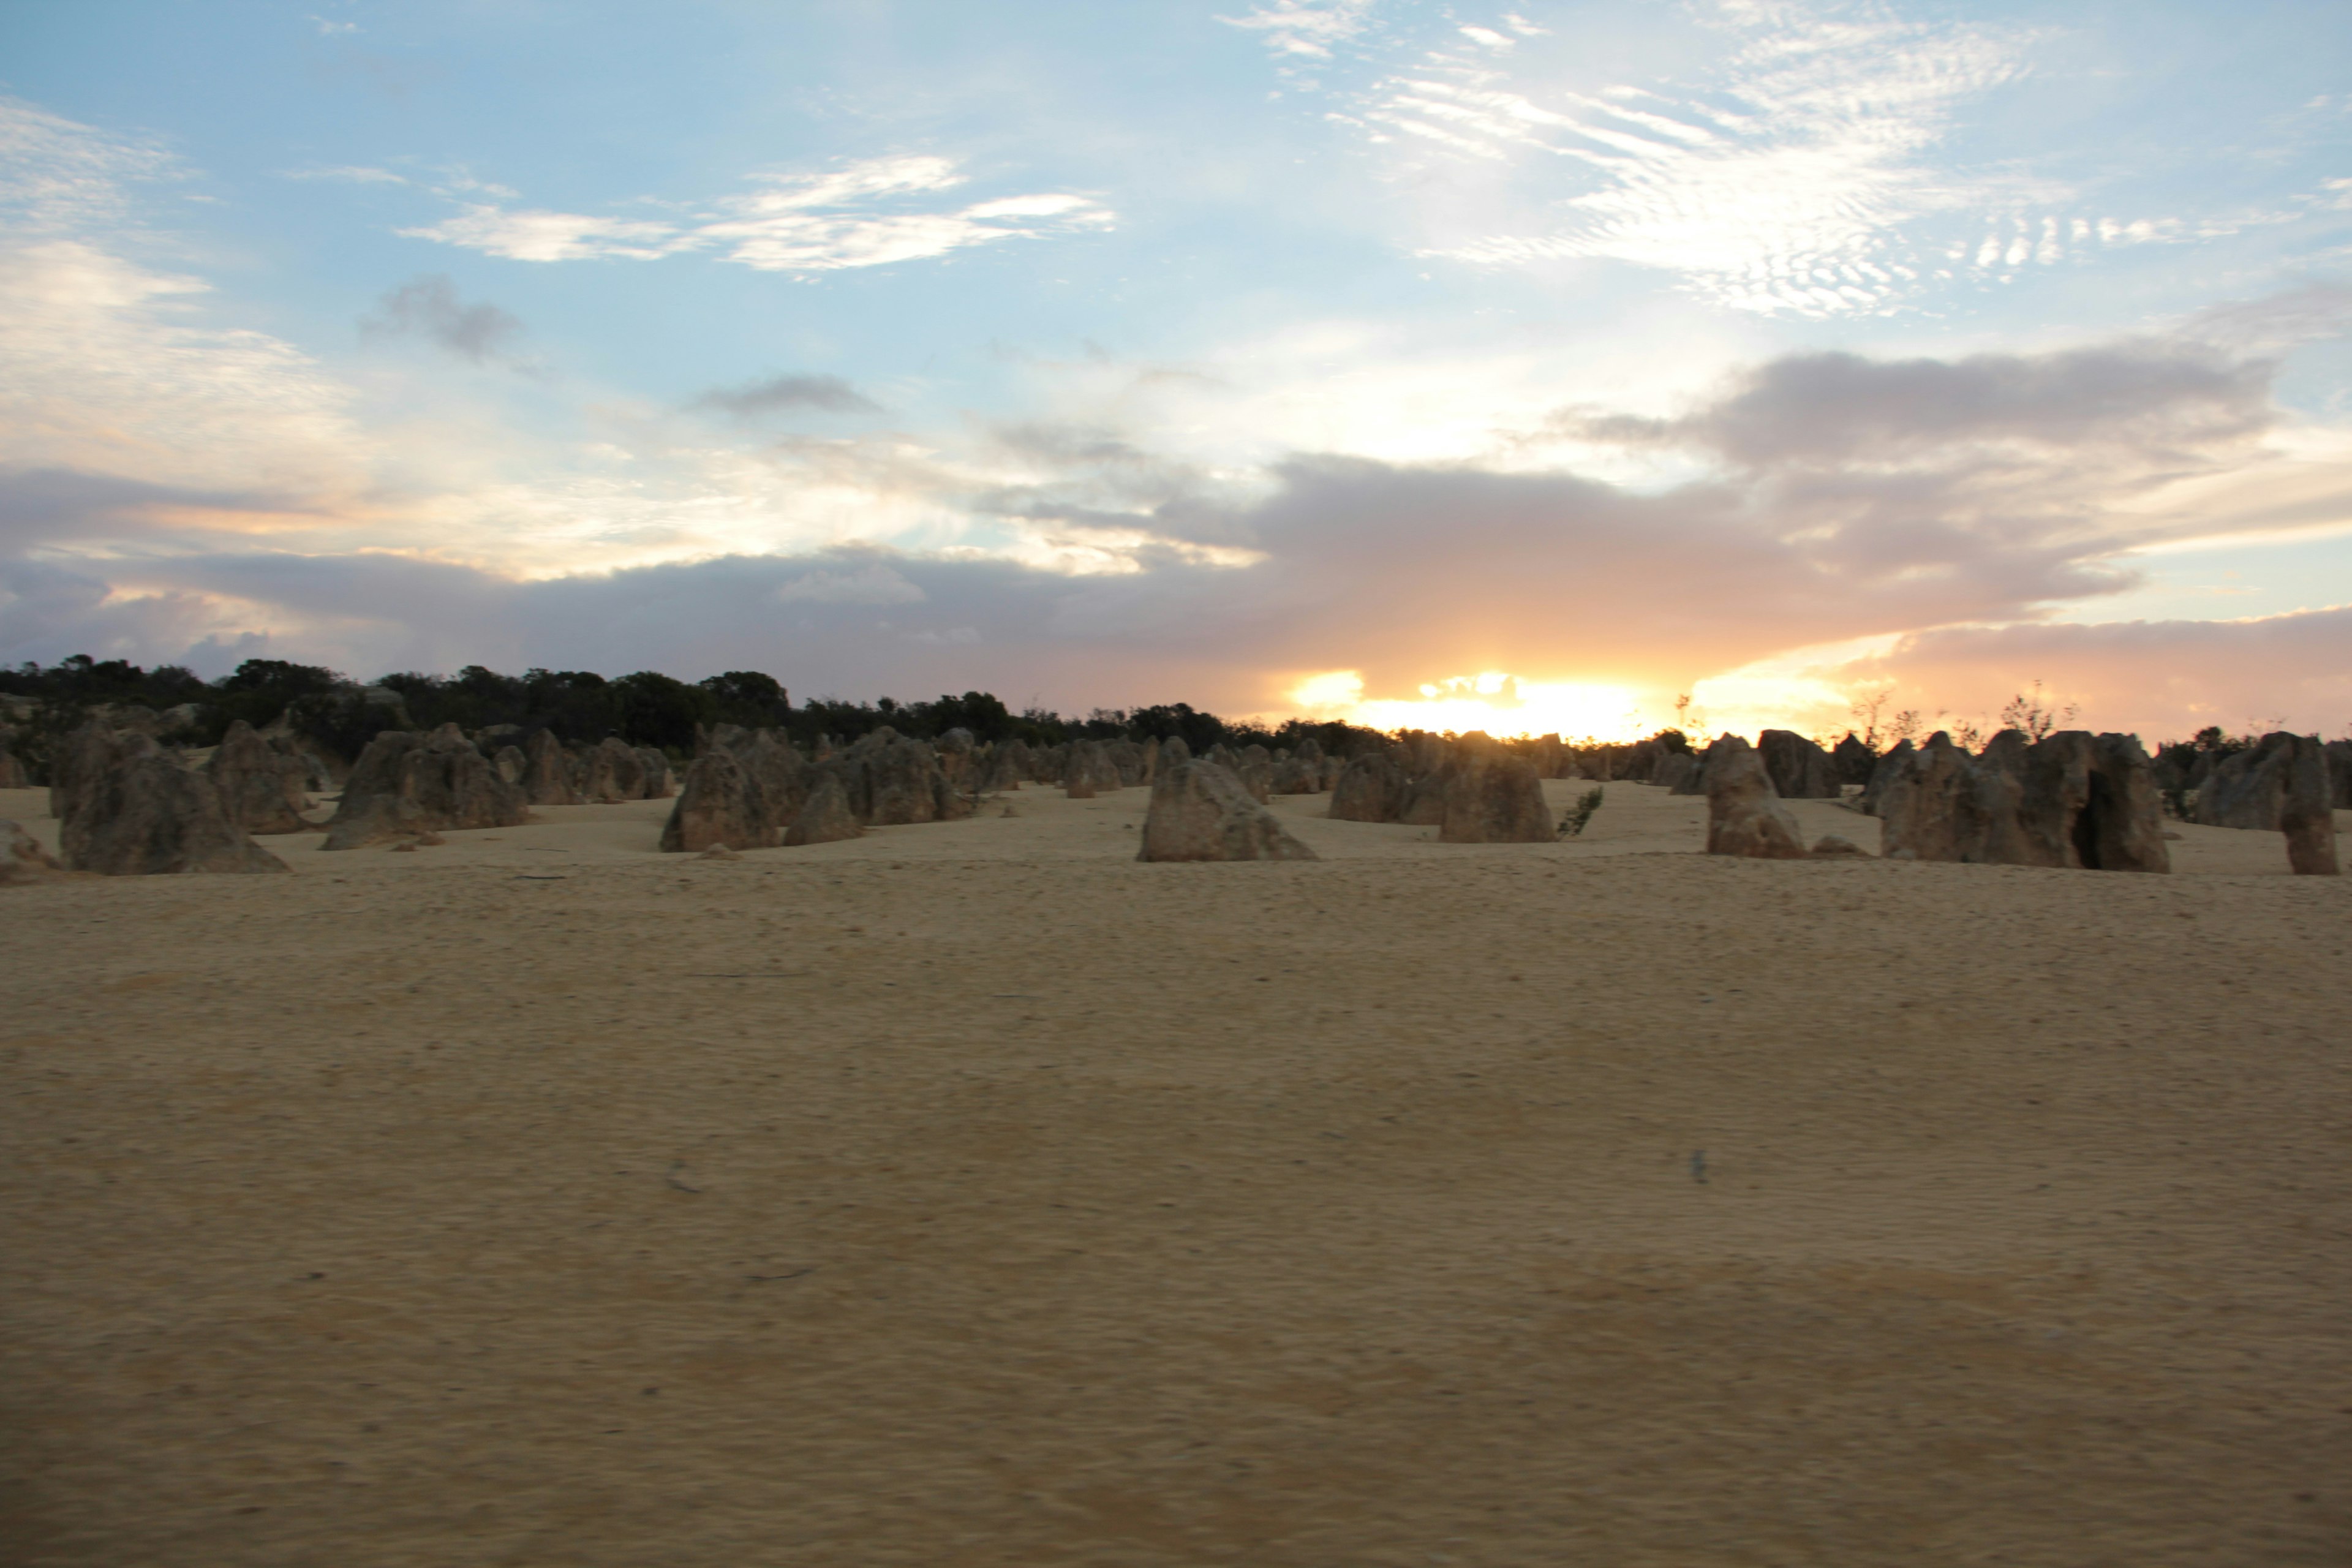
[1291,670,1649,742]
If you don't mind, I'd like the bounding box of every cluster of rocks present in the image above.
[1324,733,1555,842]
[663,724,979,852]
[2182,731,2342,875]
[1649,729,1846,801]
[1851,729,2174,872]
[39,719,290,875]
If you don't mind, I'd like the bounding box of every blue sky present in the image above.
[2,0,2349,739]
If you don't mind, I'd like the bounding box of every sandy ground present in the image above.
[3,779,2348,1566]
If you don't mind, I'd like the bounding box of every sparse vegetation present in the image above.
[1559,786,1605,837]
[1999,679,2079,741]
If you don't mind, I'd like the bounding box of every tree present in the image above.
[1999,679,2078,742]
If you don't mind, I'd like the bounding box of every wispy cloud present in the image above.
[1217,0,1377,62]
[396,154,1114,274]
[282,164,409,186]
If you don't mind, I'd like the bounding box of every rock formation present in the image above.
[832,729,967,825]
[1,820,67,885]
[635,747,674,799]
[59,728,288,875]
[1860,739,1915,816]
[1138,760,1318,862]
[785,773,864,846]
[740,729,810,824]
[521,728,581,806]
[1757,729,1841,798]
[323,725,529,850]
[1650,749,1698,792]
[492,745,527,786]
[660,748,780,853]
[1703,736,1810,859]
[1329,752,1406,823]
[205,720,312,835]
[1877,730,2169,871]
[1439,753,1555,843]
[1831,733,1876,786]
[584,737,648,802]
[0,739,28,790]
[2278,734,2340,875]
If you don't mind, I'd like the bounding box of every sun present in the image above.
[1287,670,1649,742]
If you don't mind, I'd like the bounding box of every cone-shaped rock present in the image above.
[785,773,864,846]
[61,730,287,875]
[1704,736,1809,859]
[206,719,311,835]
[1329,752,1405,823]
[1439,753,1554,843]
[661,749,779,853]
[1139,760,1318,862]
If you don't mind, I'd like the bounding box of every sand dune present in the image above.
[3,780,2348,1564]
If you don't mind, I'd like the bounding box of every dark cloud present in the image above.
[690,374,880,417]
[1578,343,2272,467]
[4,331,2340,736]
[363,274,526,364]
[0,466,309,552]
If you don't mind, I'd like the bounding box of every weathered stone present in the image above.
[1811,834,1869,858]
[2195,732,2318,834]
[739,729,809,825]
[1065,739,1120,799]
[1703,736,1809,859]
[1757,729,1841,798]
[635,748,675,799]
[1860,739,1913,816]
[1137,761,1318,862]
[1831,733,1875,785]
[2328,740,2352,809]
[660,748,780,853]
[1,819,68,885]
[521,728,581,806]
[1156,735,1193,767]
[1439,753,1555,843]
[2278,734,2340,876]
[1651,752,1699,795]
[206,719,311,835]
[835,729,965,825]
[59,729,288,875]
[2015,732,2171,873]
[584,737,647,802]
[0,739,29,789]
[784,773,864,845]
[1270,752,1325,794]
[492,744,527,785]
[1329,752,1406,823]
[323,725,528,850]
[1875,733,2027,864]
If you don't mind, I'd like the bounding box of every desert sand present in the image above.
[4,778,2349,1565]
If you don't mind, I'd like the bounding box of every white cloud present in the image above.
[1384,4,2045,314]
[1217,0,1376,62]
[396,154,1113,275]
[398,205,683,262]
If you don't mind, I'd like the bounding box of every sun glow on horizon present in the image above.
[1287,669,1651,742]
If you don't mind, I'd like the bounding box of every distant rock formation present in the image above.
[521,728,581,806]
[206,720,311,835]
[323,724,529,850]
[1329,752,1406,823]
[584,737,647,803]
[660,748,779,853]
[1757,729,1841,799]
[1703,736,1810,859]
[1831,733,1876,785]
[1439,753,1554,843]
[785,773,864,846]
[1139,760,1317,862]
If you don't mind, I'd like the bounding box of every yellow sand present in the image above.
[3,780,2348,1566]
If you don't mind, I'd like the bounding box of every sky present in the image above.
[2,0,2350,742]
